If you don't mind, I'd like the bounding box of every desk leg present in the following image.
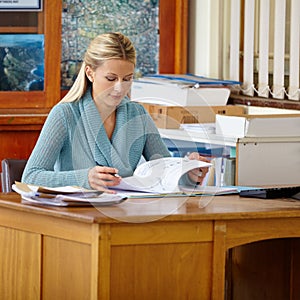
[212,221,227,300]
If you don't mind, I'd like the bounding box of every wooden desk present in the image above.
[0,193,300,299]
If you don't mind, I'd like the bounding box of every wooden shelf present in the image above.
[0,26,38,33]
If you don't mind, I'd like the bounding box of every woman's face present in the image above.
[86,59,134,109]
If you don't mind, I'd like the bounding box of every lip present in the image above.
[110,94,122,100]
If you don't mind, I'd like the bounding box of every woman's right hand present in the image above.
[88,165,122,193]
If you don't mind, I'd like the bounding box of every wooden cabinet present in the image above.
[0,195,213,300]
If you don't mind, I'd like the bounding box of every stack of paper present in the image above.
[180,123,216,134]
[13,182,127,206]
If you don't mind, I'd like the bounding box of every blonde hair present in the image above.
[60,32,136,103]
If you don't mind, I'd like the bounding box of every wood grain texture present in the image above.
[1,194,300,298]
[0,226,41,300]
[159,0,188,74]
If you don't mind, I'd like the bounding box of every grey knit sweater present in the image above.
[22,90,170,189]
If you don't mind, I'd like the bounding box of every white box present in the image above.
[236,137,300,185]
[215,114,300,138]
[131,80,231,106]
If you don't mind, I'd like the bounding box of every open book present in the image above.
[112,157,212,195]
[12,182,127,206]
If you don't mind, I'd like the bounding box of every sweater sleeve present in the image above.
[22,104,90,188]
[136,104,171,160]
[133,104,198,187]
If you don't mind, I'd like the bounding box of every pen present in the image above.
[96,163,120,177]
[22,191,55,198]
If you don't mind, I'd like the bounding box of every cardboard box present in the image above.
[216,113,300,138]
[131,80,231,106]
[139,103,245,129]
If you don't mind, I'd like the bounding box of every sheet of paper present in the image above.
[113,157,212,194]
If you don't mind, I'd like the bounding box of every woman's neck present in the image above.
[100,109,116,140]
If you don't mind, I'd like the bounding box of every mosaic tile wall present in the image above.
[61,0,159,89]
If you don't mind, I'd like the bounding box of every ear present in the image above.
[85,66,94,83]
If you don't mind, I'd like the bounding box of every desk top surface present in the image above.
[0,193,300,224]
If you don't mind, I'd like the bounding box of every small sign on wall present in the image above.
[0,0,42,11]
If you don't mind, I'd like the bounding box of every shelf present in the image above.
[158,128,238,148]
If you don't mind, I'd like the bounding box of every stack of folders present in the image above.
[212,157,236,186]
[223,158,236,186]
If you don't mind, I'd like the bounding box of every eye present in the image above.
[105,76,117,82]
[123,75,133,82]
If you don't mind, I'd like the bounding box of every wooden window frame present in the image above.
[0,0,61,110]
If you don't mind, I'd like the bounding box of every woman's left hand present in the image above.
[187,152,210,185]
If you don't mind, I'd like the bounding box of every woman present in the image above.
[22,32,208,192]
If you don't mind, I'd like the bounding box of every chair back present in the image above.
[1,159,28,192]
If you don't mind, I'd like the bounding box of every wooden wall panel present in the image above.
[0,112,47,191]
[159,0,188,74]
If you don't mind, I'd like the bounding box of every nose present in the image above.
[113,80,123,93]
